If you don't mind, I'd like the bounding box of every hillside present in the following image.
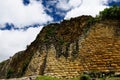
[1,6,120,79]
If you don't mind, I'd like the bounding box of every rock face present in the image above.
[0,15,120,79]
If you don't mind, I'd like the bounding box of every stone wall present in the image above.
[44,44,83,78]
[79,22,120,72]
[24,21,120,78]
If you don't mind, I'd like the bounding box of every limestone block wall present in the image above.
[79,22,120,72]
[25,45,48,76]
[25,21,120,78]
[44,44,83,78]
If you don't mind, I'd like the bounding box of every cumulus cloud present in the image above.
[0,0,53,28]
[65,0,108,19]
[0,26,43,62]
[0,0,114,62]
[56,0,82,11]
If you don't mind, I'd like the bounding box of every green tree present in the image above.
[99,5,120,20]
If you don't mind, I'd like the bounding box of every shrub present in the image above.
[99,5,120,20]
[59,38,65,45]
[21,60,29,75]
[80,74,91,80]
[6,68,14,78]
[87,18,96,25]
[0,61,5,65]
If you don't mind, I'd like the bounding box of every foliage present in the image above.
[35,76,62,80]
[6,68,14,78]
[44,26,57,43]
[83,26,90,35]
[59,38,65,45]
[46,28,55,37]
[99,5,120,20]
[80,74,91,80]
[70,78,80,80]
[0,61,6,66]
[21,60,29,75]
[35,76,80,80]
[83,17,97,35]
[87,18,96,25]
[45,24,58,37]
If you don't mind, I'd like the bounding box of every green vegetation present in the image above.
[59,38,65,45]
[83,17,95,35]
[83,25,90,35]
[21,60,29,75]
[83,5,120,35]
[80,74,91,80]
[97,77,120,80]
[99,5,120,20]
[44,25,57,43]
[35,75,120,80]
[45,24,58,37]
[35,76,63,80]
[7,68,14,78]
[70,78,79,80]
[87,17,96,25]
[0,61,5,65]
[46,27,55,37]
[35,76,80,80]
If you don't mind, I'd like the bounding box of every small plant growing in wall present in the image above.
[0,61,5,66]
[87,18,96,25]
[46,28,54,36]
[21,60,29,75]
[6,68,14,78]
[59,38,65,45]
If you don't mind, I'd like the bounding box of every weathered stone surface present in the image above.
[1,16,120,79]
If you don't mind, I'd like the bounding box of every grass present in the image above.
[35,75,120,80]
[35,76,80,80]
[35,76,63,80]
[70,78,80,80]
[92,77,120,80]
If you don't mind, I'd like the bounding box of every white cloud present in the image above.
[68,0,82,8]
[65,0,108,19]
[56,0,71,10]
[0,0,53,28]
[0,26,43,62]
[56,0,82,11]
[0,0,112,62]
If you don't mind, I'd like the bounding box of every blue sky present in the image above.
[104,0,120,6]
[0,0,120,62]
